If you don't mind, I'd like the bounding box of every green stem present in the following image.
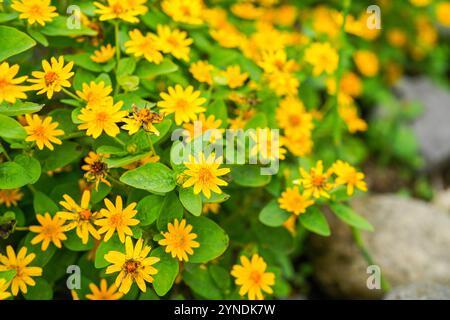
[113,136,126,147]
[15,226,30,231]
[27,184,37,195]
[61,132,84,140]
[114,22,121,96]
[146,133,157,156]
[62,87,82,102]
[0,141,12,161]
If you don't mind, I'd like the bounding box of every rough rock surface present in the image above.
[384,283,450,300]
[309,195,450,299]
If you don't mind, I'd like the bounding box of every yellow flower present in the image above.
[231,3,263,20]
[182,113,224,142]
[91,44,116,63]
[122,105,163,136]
[189,61,214,85]
[29,213,67,251]
[78,99,127,138]
[0,279,11,300]
[95,196,139,243]
[282,132,313,157]
[265,71,299,97]
[296,161,333,199]
[353,50,379,77]
[104,236,159,294]
[258,49,298,74]
[332,160,367,196]
[0,189,23,207]
[28,56,74,99]
[0,62,28,104]
[210,25,244,49]
[155,25,193,62]
[157,85,206,125]
[278,186,314,216]
[304,42,339,77]
[436,2,450,27]
[161,0,204,25]
[202,203,220,214]
[158,219,200,262]
[231,254,275,300]
[387,28,407,48]
[338,95,368,133]
[24,114,64,150]
[250,128,287,162]
[276,97,313,135]
[56,190,101,244]
[76,81,112,108]
[0,246,42,296]
[409,0,431,6]
[86,279,124,300]
[11,0,58,26]
[222,65,249,89]
[125,29,163,64]
[182,152,230,198]
[82,151,111,190]
[94,0,147,23]
[283,215,297,235]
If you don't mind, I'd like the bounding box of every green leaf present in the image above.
[14,154,41,184]
[120,162,176,194]
[0,26,36,61]
[0,101,44,116]
[244,113,268,130]
[0,269,16,282]
[179,187,202,216]
[33,191,58,216]
[22,232,56,267]
[66,53,103,72]
[63,230,96,252]
[232,165,271,187]
[299,206,331,236]
[157,192,183,230]
[36,141,83,172]
[0,162,33,189]
[0,114,26,139]
[117,57,136,77]
[41,16,97,37]
[23,278,53,300]
[206,99,228,127]
[209,265,231,291]
[329,203,374,231]
[183,264,223,299]
[27,26,48,47]
[0,12,19,23]
[95,234,124,268]
[136,194,164,226]
[150,247,179,296]
[150,119,173,144]
[185,216,229,263]
[136,59,178,79]
[202,192,230,203]
[259,200,291,227]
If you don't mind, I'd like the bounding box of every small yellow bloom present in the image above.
[161,0,204,25]
[125,29,163,64]
[182,152,230,199]
[0,246,42,296]
[122,105,163,136]
[28,56,74,99]
[0,62,28,104]
[0,189,23,207]
[0,279,11,300]
[76,81,112,108]
[24,114,64,150]
[11,0,58,26]
[353,50,379,77]
[276,97,314,135]
[332,160,367,196]
[231,254,275,300]
[158,219,200,262]
[155,24,193,62]
[258,49,298,74]
[265,71,299,97]
[182,113,224,142]
[436,2,450,27]
[157,85,206,125]
[104,236,159,294]
[91,44,116,63]
[250,128,287,162]
[304,42,339,77]
[278,186,314,216]
[57,190,101,244]
[30,213,67,251]
[96,196,140,243]
[189,61,214,85]
[78,98,127,139]
[82,152,111,190]
[282,132,313,157]
[94,0,147,23]
[202,203,220,214]
[86,279,124,300]
[231,2,263,20]
[387,28,408,48]
[296,161,334,199]
[409,0,431,6]
[222,65,249,89]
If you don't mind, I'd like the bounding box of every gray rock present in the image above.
[309,195,450,299]
[396,77,450,170]
[385,283,450,300]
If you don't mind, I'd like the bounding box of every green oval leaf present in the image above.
[120,162,176,194]
[299,206,331,236]
[329,203,374,231]
[150,247,179,296]
[259,200,291,227]
[156,192,183,231]
[231,165,271,187]
[0,162,32,189]
[23,278,53,300]
[0,114,26,140]
[179,187,202,216]
[95,234,124,269]
[33,191,58,216]
[0,26,36,61]
[136,194,164,226]
[0,101,44,116]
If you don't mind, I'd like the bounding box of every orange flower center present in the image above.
[312,175,326,187]
[44,71,58,86]
[79,209,92,220]
[0,78,8,88]
[111,3,124,15]
[175,99,189,111]
[30,5,43,16]
[250,271,262,285]
[124,259,140,274]
[42,224,57,236]
[180,6,191,15]
[32,126,46,139]
[95,111,109,122]
[167,36,179,47]
[109,213,122,226]
[198,167,213,184]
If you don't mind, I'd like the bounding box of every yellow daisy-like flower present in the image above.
[125,29,163,64]
[29,213,67,251]
[76,81,112,108]
[95,196,140,243]
[436,2,450,27]
[28,56,74,99]
[282,131,313,157]
[189,61,214,85]
[78,99,127,139]
[0,246,42,296]
[161,0,204,25]
[182,113,224,142]
[11,0,58,26]
[158,219,200,262]
[222,65,249,89]
[295,161,334,199]
[276,97,314,135]
[332,160,367,196]
[91,44,116,63]
[265,71,299,97]
[104,236,160,294]
[278,186,314,216]
[182,152,230,199]
[202,202,220,214]
[24,114,65,151]
[249,128,287,162]
[353,50,379,77]
[82,151,111,191]
[258,49,298,74]
[56,190,101,244]
[94,0,147,23]
[0,189,23,207]
[86,279,123,300]
[0,279,11,300]
[157,85,206,125]
[231,254,275,300]
[304,42,339,77]
[122,105,164,136]
[155,24,193,62]
[0,62,28,104]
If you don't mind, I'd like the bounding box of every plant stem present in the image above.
[61,132,84,140]
[114,22,121,96]
[15,226,29,231]
[146,133,157,156]
[0,141,12,161]
[113,136,126,147]
[27,184,37,195]
[62,87,82,102]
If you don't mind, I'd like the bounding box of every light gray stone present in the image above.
[385,283,450,300]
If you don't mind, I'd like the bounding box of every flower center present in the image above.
[124,259,140,275]
[175,99,189,111]
[109,213,122,226]
[289,115,301,126]
[95,111,109,122]
[79,209,92,220]
[30,5,43,16]
[32,126,46,139]
[198,167,213,184]
[44,72,58,86]
[180,6,191,15]
[167,36,179,47]
[250,271,262,285]
[112,3,124,15]
[312,175,326,187]
[43,224,57,236]
[0,78,8,88]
